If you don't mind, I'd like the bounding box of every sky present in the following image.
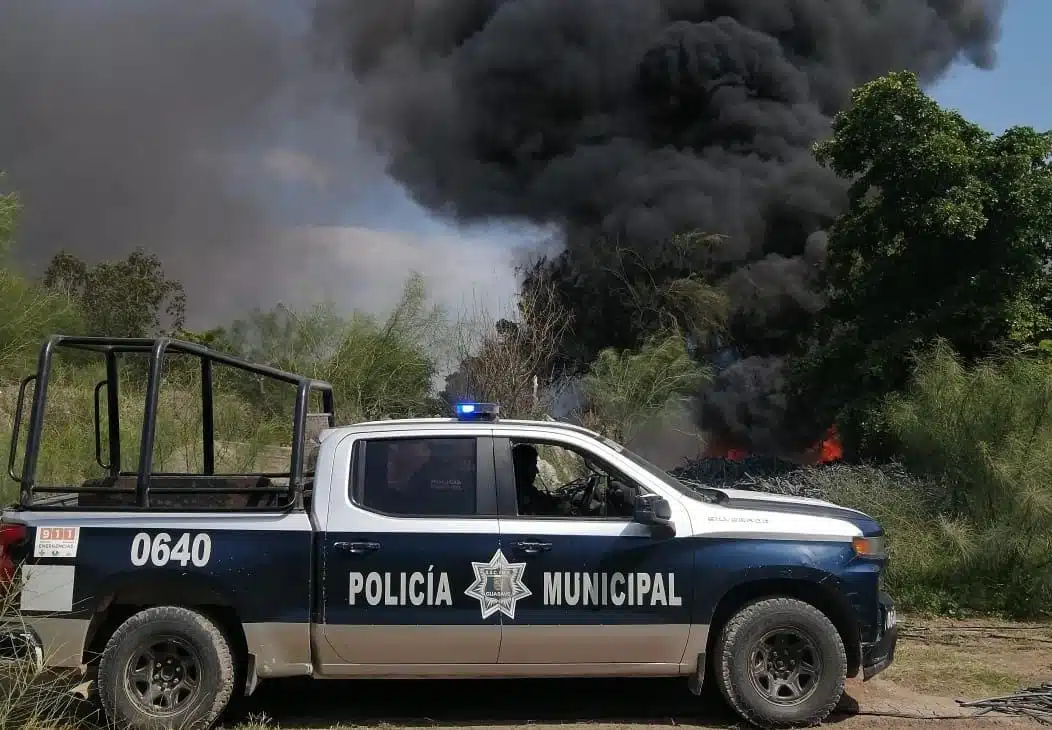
[389,0,1052,326]
[1,0,1046,333]
[334,0,1052,323]
[918,0,1046,133]
[295,0,1050,334]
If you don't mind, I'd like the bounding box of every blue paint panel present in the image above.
[43,524,888,642]
[497,533,695,626]
[322,530,501,626]
[57,527,313,623]
[833,551,886,642]
[688,537,886,641]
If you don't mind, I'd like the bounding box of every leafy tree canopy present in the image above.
[0,175,83,377]
[793,70,1052,454]
[0,173,20,260]
[520,231,729,373]
[223,272,444,423]
[580,331,711,444]
[43,248,186,338]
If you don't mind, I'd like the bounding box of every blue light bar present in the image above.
[454,402,499,421]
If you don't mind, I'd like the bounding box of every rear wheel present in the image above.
[714,597,847,728]
[97,606,235,730]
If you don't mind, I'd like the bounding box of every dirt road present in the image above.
[227,675,1034,730]
[223,618,1052,730]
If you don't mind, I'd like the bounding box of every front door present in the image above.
[320,431,503,673]
[492,434,693,668]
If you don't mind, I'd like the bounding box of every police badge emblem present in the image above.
[464,548,532,619]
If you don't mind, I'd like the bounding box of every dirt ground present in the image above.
[213,617,1052,730]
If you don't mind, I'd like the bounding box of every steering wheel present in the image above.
[568,473,602,517]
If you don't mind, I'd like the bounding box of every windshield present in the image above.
[599,436,722,503]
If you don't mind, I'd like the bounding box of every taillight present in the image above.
[0,523,28,585]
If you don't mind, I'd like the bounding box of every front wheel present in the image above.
[713,597,847,728]
[97,606,236,730]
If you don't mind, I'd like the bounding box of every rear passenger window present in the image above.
[353,437,478,517]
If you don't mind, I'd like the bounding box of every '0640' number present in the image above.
[130,532,212,568]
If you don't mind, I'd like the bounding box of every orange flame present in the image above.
[703,426,843,464]
[725,447,748,461]
[804,426,843,464]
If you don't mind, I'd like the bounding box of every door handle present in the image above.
[334,540,381,554]
[513,540,552,554]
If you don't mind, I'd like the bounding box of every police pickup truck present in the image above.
[0,336,896,730]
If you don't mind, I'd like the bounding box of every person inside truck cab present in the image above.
[513,443,568,516]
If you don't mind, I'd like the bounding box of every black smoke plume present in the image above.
[314,0,1004,453]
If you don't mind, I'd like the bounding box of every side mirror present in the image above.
[633,493,676,538]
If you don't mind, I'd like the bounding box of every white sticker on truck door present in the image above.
[34,526,80,558]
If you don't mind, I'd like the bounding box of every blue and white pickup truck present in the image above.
[0,336,896,730]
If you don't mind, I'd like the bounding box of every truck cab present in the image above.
[0,335,897,730]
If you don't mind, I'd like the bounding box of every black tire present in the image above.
[97,606,236,730]
[713,597,847,728]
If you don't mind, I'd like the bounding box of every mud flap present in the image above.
[687,652,706,695]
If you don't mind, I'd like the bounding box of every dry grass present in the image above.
[0,586,86,730]
[884,615,1052,700]
[0,366,300,504]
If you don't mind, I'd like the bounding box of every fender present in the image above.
[688,537,868,627]
[80,568,249,670]
[90,568,241,614]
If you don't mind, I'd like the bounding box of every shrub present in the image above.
[803,463,975,616]
[0,273,83,383]
[877,340,1052,617]
[224,272,444,424]
[579,331,710,443]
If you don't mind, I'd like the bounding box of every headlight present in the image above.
[852,534,887,557]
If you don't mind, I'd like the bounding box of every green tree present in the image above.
[224,273,444,423]
[793,70,1052,455]
[43,248,187,338]
[579,331,711,443]
[520,231,730,373]
[0,175,83,378]
[0,173,20,261]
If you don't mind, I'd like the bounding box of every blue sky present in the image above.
[930,0,1049,133]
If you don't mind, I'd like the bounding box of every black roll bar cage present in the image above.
[8,334,336,511]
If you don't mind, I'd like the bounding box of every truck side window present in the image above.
[511,439,641,520]
[353,437,478,517]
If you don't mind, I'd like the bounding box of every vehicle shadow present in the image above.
[225,677,862,728]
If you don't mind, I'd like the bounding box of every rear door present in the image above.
[319,427,503,673]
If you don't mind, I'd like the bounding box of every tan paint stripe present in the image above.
[23,617,90,668]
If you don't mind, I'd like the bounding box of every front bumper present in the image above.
[861,591,897,680]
